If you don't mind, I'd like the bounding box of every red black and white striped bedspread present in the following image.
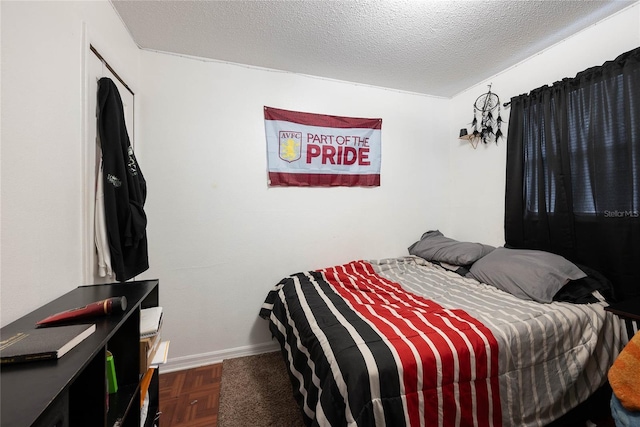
[260,256,625,427]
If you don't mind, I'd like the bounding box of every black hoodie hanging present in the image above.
[97,77,149,281]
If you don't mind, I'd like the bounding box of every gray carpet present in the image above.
[218,351,306,427]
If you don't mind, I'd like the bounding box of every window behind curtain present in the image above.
[505,47,640,300]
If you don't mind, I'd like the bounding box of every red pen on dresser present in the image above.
[36,296,127,327]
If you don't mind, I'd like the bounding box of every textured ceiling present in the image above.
[111,0,638,97]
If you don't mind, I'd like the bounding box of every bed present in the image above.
[260,233,627,427]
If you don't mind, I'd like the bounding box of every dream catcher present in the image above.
[467,84,504,148]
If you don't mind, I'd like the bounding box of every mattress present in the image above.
[260,256,626,427]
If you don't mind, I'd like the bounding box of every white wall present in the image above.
[447,3,640,246]
[1,1,140,326]
[137,52,450,368]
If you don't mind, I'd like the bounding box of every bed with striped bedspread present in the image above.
[260,256,626,427]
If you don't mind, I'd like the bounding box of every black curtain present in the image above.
[505,47,640,300]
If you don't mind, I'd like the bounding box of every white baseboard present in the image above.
[160,341,280,373]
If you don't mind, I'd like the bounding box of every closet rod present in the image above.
[90,44,134,96]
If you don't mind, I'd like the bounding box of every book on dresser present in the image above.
[140,306,164,374]
[0,323,96,365]
[140,329,162,374]
[140,306,163,338]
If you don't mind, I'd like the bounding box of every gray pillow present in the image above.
[408,230,495,266]
[468,247,587,303]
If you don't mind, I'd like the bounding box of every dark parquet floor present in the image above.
[159,363,222,427]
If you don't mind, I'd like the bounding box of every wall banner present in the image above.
[264,106,382,187]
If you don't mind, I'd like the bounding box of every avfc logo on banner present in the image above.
[279,131,301,163]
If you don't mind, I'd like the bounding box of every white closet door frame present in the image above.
[81,24,135,285]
